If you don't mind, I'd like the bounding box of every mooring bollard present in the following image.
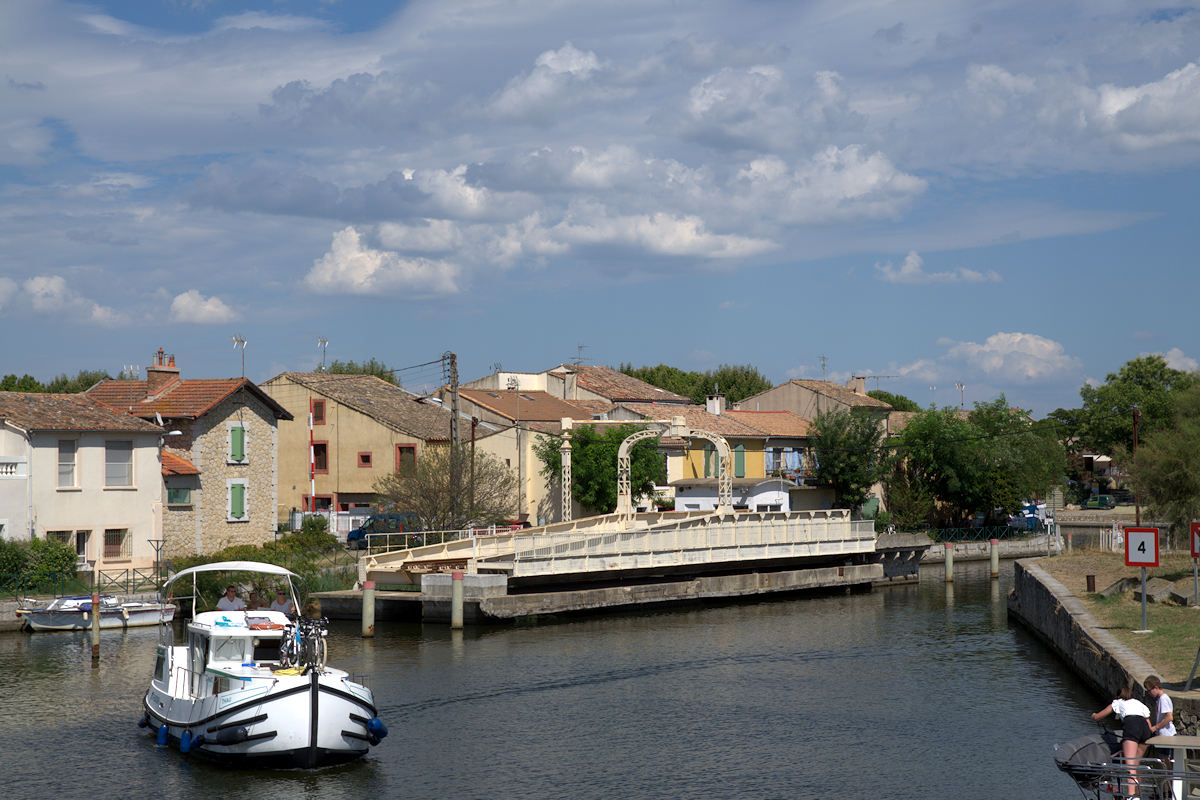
[1067,530,1073,554]
[944,542,954,583]
[91,581,100,665]
[451,571,464,629]
[989,538,999,580]
[1086,574,1096,593]
[361,580,375,638]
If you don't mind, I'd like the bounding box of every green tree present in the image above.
[373,445,516,530]
[324,358,398,385]
[0,374,44,392]
[811,408,890,514]
[45,369,113,393]
[869,390,920,412]
[533,424,665,514]
[1072,355,1196,457]
[1129,384,1200,549]
[619,363,772,404]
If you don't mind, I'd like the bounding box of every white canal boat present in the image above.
[140,561,387,768]
[16,594,175,631]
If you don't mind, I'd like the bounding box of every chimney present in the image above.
[706,392,726,415]
[846,375,866,395]
[146,348,180,396]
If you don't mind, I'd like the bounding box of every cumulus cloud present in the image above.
[875,251,1002,284]
[19,275,124,325]
[550,208,776,259]
[940,332,1081,382]
[169,290,237,324]
[305,226,461,295]
[1162,347,1199,372]
[490,43,605,117]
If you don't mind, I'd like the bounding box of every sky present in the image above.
[2,0,1199,417]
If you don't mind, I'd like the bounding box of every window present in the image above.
[103,528,131,560]
[227,479,248,521]
[105,440,133,487]
[74,530,90,560]
[312,442,329,473]
[167,487,192,505]
[358,452,373,468]
[47,530,72,545]
[57,440,76,488]
[396,445,416,473]
[228,422,248,464]
[312,399,326,425]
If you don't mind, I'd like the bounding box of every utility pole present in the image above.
[1133,407,1141,527]
[447,353,461,527]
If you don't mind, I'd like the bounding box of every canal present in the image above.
[1,561,1104,799]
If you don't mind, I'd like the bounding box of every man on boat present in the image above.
[216,585,246,611]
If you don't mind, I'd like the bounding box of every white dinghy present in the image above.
[140,561,387,768]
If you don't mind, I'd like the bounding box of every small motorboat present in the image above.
[1054,728,1173,798]
[16,594,175,631]
[140,560,387,768]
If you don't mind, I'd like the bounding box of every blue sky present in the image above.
[2,0,1198,417]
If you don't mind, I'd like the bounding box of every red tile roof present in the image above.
[0,392,163,433]
[266,373,452,441]
[555,365,691,404]
[88,378,291,421]
[783,379,892,409]
[618,403,766,437]
[162,451,200,476]
[726,409,813,437]
[459,389,592,422]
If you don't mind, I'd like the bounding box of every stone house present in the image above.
[88,350,291,558]
[0,391,163,570]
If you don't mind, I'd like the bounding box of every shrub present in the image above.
[27,537,79,587]
[0,538,31,576]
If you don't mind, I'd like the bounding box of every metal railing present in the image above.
[923,526,1041,543]
[1,568,161,601]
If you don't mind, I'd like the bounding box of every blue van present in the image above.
[346,513,419,550]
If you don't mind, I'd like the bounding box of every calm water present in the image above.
[1,561,1105,800]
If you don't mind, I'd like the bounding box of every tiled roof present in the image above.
[162,451,200,476]
[557,365,691,404]
[562,398,616,417]
[459,389,592,422]
[269,373,453,441]
[0,392,163,433]
[786,380,893,409]
[618,403,767,437]
[725,410,813,437]
[88,378,292,421]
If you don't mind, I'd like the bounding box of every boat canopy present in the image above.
[163,561,300,590]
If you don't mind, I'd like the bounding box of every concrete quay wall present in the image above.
[920,535,1054,563]
[1006,558,1200,734]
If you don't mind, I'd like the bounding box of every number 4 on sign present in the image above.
[1125,527,1159,567]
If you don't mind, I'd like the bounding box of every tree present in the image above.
[0,374,44,392]
[45,369,112,393]
[324,358,398,385]
[811,408,890,514]
[1072,355,1196,457]
[619,363,772,404]
[1130,384,1200,549]
[533,423,665,514]
[868,390,920,412]
[373,445,516,530]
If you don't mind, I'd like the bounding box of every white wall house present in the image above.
[0,392,164,570]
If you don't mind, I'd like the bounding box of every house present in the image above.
[261,372,470,517]
[735,377,893,422]
[0,391,164,570]
[88,349,292,558]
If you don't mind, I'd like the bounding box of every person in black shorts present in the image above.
[1093,685,1153,798]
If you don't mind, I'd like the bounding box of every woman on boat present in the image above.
[1092,685,1153,798]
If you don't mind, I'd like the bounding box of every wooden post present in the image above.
[361,580,375,638]
[451,571,464,629]
[944,542,954,583]
[90,569,100,665]
[989,538,999,580]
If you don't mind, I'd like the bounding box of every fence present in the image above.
[0,567,161,601]
[904,525,1042,543]
[288,509,372,538]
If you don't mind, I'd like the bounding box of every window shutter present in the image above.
[230,482,246,519]
[734,443,746,478]
[230,425,246,462]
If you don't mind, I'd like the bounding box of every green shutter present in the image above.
[734,444,745,478]
[703,444,713,478]
[230,482,246,519]
[230,425,246,462]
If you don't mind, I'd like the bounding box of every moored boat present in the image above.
[16,595,175,631]
[140,560,387,768]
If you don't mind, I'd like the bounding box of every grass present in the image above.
[1038,552,1200,682]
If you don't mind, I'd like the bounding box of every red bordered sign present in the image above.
[1125,527,1160,567]
[1191,522,1200,559]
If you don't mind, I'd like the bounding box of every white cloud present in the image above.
[0,119,55,166]
[875,251,1002,284]
[490,43,604,117]
[941,332,1081,382]
[214,12,329,33]
[551,208,776,259]
[377,219,463,252]
[1162,347,1199,372]
[20,275,125,325]
[169,290,237,324]
[305,226,461,295]
[1094,62,1200,150]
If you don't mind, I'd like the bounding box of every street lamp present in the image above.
[508,376,523,520]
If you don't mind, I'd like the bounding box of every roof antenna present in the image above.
[317,337,328,372]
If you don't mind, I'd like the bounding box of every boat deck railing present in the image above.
[1063,756,1199,799]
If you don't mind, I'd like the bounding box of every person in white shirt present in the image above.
[216,585,246,611]
[1093,685,1153,798]
[1146,675,1176,737]
[269,590,294,615]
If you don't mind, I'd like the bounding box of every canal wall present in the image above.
[1007,558,1200,734]
[919,534,1055,564]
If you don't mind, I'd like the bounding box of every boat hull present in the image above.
[18,604,175,632]
[143,669,380,768]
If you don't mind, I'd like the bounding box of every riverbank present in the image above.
[1008,555,1200,734]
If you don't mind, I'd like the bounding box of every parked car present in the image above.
[346,513,419,550]
[1081,494,1116,510]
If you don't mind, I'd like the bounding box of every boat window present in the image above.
[254,637,281,663]
[211,636,247,663]
[154,650,166,683]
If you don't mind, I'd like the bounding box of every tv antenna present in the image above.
[317,337,328,371]
[232,335,247,379]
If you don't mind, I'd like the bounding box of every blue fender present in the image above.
[156,724,169,746]
[180,730,192,753]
